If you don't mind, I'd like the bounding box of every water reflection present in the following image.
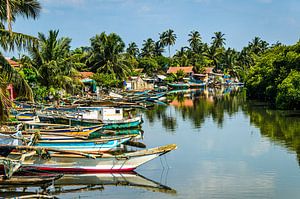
[145,86,300,166]
[146,86,246,130]
[0,172,176,198]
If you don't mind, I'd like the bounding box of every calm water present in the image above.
[3,87,300,199]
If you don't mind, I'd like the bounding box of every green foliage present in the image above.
[19,67,38,84]
[138,57,159,75]
[92,73,122,88]
[276,70,300,109]
[245,42,300,109]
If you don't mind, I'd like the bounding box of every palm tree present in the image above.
[188,30,202,53]
[140,38,155,57]
[160,29,177,58]
[24,30,81,92]
[154,41,164,56]
[212,31,226,49]
[248,37,269,54]
[126,42,139,58]
[88,32,131,79]
[0,0,41,122]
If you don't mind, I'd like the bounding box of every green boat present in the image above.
[167,83,190,90]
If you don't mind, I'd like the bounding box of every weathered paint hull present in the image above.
[8,144,176,173]
[38,115,143,129]
[34,137,132,152]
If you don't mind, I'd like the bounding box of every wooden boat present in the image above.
[167,82,190,89]
[7,144,177,173]
[0,170,63,187]
[33,134,137,152]
[27,125,103,137]
[188,82,206,88]
[39,114,143,129]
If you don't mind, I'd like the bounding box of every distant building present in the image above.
[79,72,97,93]
[125,76,154,90]
[167,66,194,76]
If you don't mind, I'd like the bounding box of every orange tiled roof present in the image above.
[6,58,20,67]
[204,67,214,74]
[80,72,94,79]
[167,66,193,74]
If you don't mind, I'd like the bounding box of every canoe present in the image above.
[8,144,177,173]
[27,125,103,137]
[38,114,143,129]
[167,83,190,89]
[34,134,137,152]
[0,171,63,187]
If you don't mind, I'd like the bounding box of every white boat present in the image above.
[8,144,177,173]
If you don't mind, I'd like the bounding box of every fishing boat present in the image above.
[26,125,103,137]
[33,134,137,152]
[39,107,143,129]
[6,144,177,173]
[188,82,206,88]
[167,82,190,90]
[0,169,63,187]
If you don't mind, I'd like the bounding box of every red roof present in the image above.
[204,67,214,74]
[6,58,20,67]
[80,72,94,79]
[167,66,193,74]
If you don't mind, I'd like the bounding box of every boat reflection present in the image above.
[53,171,176,195]
[0,171,176,198]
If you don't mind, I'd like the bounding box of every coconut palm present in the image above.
[24,30,81,92]
[140,38,155,57]
[188,30,202,53]
[88,32,131,79]
[248,37,269,54]
[154,41,164,56]
[160,29,177,58]
[0,0,41,122]
[212,31,226,49]
[126,42,139,58]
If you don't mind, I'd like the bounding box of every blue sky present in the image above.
[7,0,300,56]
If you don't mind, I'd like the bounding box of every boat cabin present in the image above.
[75,107,124,121]
[99,107,123,121]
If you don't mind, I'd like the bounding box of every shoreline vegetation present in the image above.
[1,1,299,123]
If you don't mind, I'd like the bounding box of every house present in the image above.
[79,72,97,93]
[167,66,194,77]
[125,76,154,90]
[6,58,21,68]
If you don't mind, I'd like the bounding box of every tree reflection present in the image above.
[246,104,300,166]
[144,86,300,166]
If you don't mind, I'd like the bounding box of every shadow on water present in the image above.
[0,171,177,198]
[144,86,300,167]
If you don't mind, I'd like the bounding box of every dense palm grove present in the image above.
[0,1,299,123]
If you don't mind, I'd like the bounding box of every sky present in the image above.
[6,0,300,57]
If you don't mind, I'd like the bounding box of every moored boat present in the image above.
[7,144,177,173]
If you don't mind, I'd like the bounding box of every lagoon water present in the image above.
[3,87,300,199]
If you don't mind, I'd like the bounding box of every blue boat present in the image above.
[34,135,136,152]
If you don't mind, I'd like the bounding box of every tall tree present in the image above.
[126,42,139,58]
[188,30,202,53]
[88,32,131,79]
[160,29,177,58]
[140,38,155,57]
[212,31,226,49]
[0,0,41,122]
[24,30,81,92]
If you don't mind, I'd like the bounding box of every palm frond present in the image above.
[0,29,37,51]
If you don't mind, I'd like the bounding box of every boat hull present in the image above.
[7,144,177,173]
